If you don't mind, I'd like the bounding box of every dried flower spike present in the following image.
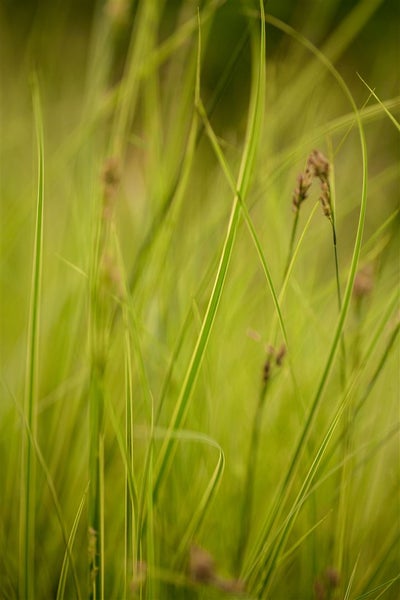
[189,545,216,584]
[262,358,271,383]
[102,156,120,191]
[101,156,121,220]
[262,344,286,382]
[313,566,340,599]
[292,169,313,212]
[319,179,332,218]
[325,566,340,589]
[275,344,286,367]
[307,149,330,181]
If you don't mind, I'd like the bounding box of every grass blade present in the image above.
[152,0,266,500]
[19,74,45,600]
[243,14,368,592]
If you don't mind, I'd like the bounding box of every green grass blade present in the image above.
[243,14,368,590]
[172,431,225,565]
[110,0,158,157]
[152,0,266,500]
[57,486,88,600]
[12,385,82,600]
[344,555,360,600]
[252,290,399,595]
[19,74,45,600]
[357,73,400,132]
[356,573,400,599]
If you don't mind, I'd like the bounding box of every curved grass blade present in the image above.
[152,0,266,501]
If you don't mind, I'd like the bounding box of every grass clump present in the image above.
[1,1,399,598]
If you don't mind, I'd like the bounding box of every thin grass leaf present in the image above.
[243,13,368,592]
[110,1,158,157]
[278,511,332,566]
[257,0,386,124]
[344,554,360,600]
[57,485,88,600]
[123,310,136,597]
[172,432,225,565]
[260,96,399,192]
[253,292,399,595]
[355,574,400,600]
[12,387,82,600]
[152,0,266,500]
[19,74,45,600]
[357,73,400,132]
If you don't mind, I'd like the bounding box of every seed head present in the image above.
[307,149,330,181]
[262,358,271,383]
[353,266,374,300]
[313,566,340,599]
[275,344,286,367]
[292,169,313,212]
[325,567,340,589]
[189,545,216,584]
[101,157,121,220]
[105,0,129,27]
[319,179,332,218]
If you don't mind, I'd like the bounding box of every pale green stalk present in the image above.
[123,311,135,597]
[19,75,44,600]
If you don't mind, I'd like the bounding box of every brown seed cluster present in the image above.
[263,344,286,383]
[189,545,245,595]
[101,156,121,221]
[130,561,147,594]
[293,170,313,212]
[88,527,99,583]
[293,150,332,218]
[313,566,340,600]
[353,265,374,301]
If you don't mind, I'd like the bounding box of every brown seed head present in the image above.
[319,179,332,218]
[313,578,326,600]
[292,169,313,212]
[307,149,330,181]
[325,567,340,589]
[275,344,286,367]
[263,358,271,383]
[101,157,121,223]
[189,545,216,584]
[217,577,246,594]
[353,266,374,300]
[105,0,130,26]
